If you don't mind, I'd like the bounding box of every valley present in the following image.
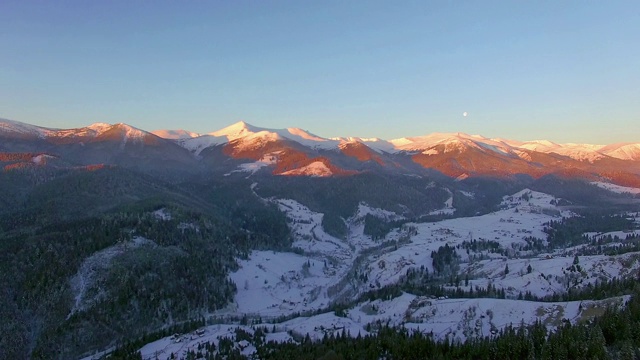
[99,187,640,360]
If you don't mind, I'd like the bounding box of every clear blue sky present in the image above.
[1,1,638,144]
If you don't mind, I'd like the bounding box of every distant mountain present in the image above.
[2,117,640,186]
[599,143,640,161]
[154,120,640,186]
[150,129,200,140]
[0,118,198,176]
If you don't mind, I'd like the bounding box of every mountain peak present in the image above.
[151,129,200,140]
[209,120,262,141]
[86,123,112,132]
[109,123,149,139]
[285,127,326,142]
[599,143,640,161]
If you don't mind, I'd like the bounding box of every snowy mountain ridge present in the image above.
[0,118,150,142]
[3,117,640,187]
[3,117,639,161]
[152,120,639,162]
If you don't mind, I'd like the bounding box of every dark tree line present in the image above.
[543,215,635,249]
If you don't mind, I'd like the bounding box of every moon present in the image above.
[463,112,468,117]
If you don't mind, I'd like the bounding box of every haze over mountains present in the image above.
[2,117,640,187]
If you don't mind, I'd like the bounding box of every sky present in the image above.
[0,1,638,144]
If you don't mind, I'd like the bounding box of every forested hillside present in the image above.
[0,167,290,359]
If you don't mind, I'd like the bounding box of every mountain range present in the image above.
[2,117,640,186]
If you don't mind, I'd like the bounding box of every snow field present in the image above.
[127,188,639,359]
[132,294,629,360]
[229,251,335,316]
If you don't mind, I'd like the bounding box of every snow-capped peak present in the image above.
[86,123,113,132]
[599,143,640,161]
[0,117,51,138]
[279,161,333,177]
[176,121,280,155]
[389,132,514,156]
[329,137,396,153]
[331,136,382,143]
[286,127,327,142]
[521,139,559,149]
[517,141,607,162]
[209,121,262,141]
[114,123,148,140]
[210,121,339,149]
[151,129,201,140]
[177,121,342,155]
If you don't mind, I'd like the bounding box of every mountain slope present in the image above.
[0,119,199,176]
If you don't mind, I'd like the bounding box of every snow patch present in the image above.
[422,149,439,155]
[68,237,156,317]
[354,203,404,222]
[429,189,455,215]
[591,182,640,195]
[31,154,54,164]
[460,191,475,199]
[280,161,333,177]
[153,208,172,221]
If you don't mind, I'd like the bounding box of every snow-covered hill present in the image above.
[221,189,637,334]
[127,295,629,360]
[119,188,640,360]
[174,121,342,155]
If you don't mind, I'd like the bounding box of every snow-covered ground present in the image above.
[225,188,636,320]
[127,293,629,360]
[225,153,279,177]
[153,208,172,221]
[429,188,455,215]
[363,190,569,289]
[592,181,640,195]
[461,252,640,299]
[228,250,336,316]
[280,161,333,177]
[121,188,640,359]
[226,199,392,318]
[348,293,630,343]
